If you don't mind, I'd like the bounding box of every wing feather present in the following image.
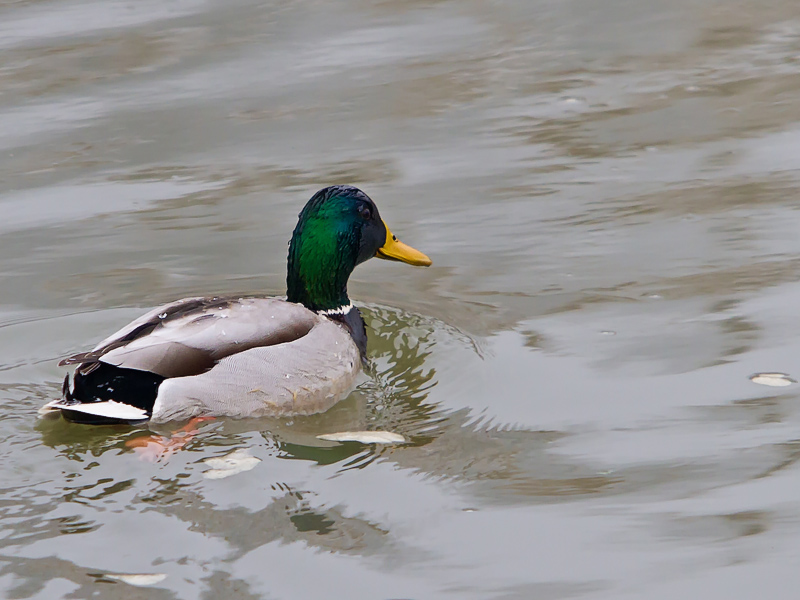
[59,297,319,378]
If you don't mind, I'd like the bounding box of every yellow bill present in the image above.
[375,222,432,266]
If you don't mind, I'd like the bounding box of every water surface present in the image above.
[3,0,800,598]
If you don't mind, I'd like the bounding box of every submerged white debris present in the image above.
[37,401,62,416]
[105,573,167,586]
[317,431,406,444]
[750,372,796,387]
[203,448,261,479]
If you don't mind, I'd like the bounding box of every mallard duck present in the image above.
[43,185,431,425]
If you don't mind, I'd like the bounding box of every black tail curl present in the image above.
[61,373,75,404]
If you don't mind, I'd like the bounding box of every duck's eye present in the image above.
[358,205,372,220]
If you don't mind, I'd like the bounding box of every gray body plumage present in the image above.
[54,297,361,422]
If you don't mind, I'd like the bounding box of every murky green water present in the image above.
[3,0,800,597]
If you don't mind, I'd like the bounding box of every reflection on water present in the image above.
[17,305,638,597]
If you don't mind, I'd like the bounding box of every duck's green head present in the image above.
[287,185,431,312]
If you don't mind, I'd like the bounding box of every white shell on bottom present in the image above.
[316,431,406,444]
[749,372,795,387]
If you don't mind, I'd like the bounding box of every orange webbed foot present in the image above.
[126,416,217,462]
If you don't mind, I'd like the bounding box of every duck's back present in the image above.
[153,315,360,421]
[55,296,361,423]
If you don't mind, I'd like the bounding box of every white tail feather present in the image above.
[59,401,148,421]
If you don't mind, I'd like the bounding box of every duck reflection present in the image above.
[36,304,619,499]
[151,482,392,558]
[14,304,701,597]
